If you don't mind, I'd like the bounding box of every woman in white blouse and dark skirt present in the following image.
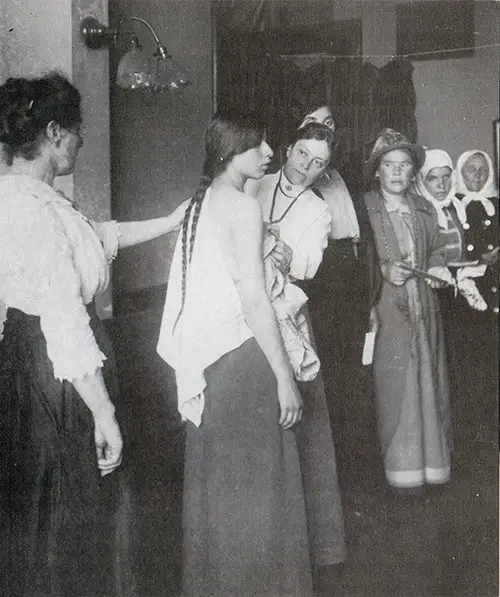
[246,122,347,586]
[0,73,185,597]
[292,102,378,450]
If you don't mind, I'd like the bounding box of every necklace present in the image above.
[268,170,308,224]
[278,178,299,198]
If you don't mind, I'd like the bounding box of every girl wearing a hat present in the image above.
[364,129,453,489]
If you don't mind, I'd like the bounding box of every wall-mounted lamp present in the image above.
[81,15,190,92]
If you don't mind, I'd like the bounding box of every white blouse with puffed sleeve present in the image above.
[0,174,120,381]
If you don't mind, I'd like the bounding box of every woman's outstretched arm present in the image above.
[117,199,189,248]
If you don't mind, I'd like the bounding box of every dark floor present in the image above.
[108,303,499,597]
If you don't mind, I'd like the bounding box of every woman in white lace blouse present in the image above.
[0,73,185,597]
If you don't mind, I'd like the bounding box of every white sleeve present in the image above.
[289,208,332,280]
[321,171,360,240]
[0,199,106,381]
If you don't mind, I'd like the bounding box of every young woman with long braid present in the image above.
[157,111,317,596]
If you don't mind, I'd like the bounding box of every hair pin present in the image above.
[27,99,34,110]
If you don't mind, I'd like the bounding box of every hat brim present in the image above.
[365,143,426,179]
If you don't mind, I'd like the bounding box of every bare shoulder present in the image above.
[209,185,263,268]
[210,184,262,227]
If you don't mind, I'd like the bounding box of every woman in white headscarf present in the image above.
[455,150,499,314]
[414,149,487,311]
[414,149,467,261]
[452,150,499,446]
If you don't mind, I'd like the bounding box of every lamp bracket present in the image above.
[155,45,171,60]
[81,16,117,49]
[81,15,169,53]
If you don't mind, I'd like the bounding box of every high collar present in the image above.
[278,168,307,196]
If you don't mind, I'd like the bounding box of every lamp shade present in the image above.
[149,54,190,92]
[116,38,154,89]
[81,15,192,93]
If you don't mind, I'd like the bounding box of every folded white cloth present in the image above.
[456,264,487,281]
[457,277,487,311]
[157,189,253,427]
[264,231,319,382]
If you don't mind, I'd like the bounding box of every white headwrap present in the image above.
[456,150,498,216]
[414,149,467,229]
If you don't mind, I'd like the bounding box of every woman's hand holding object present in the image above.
[270,239,293,275]
[481,245,499,266]
[426,266,454,288]
[381,261,413,286]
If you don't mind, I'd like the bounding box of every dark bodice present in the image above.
[457,194,499,313]
[457,195,499,262]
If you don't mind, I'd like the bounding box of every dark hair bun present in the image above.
[0,72,81,161]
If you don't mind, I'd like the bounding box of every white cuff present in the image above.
[41,310,107,381]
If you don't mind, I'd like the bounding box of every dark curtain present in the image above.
[214,0,418,193]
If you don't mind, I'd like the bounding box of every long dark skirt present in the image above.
[301,239,373,445]
[0,306,132,597]
[440,289,499,444]
[182,338,314,597]
[296,370,346,567]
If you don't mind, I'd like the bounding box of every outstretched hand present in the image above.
[170,199,191,231]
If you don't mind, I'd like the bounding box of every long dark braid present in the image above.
[172,175,212,330]
[172,110,267,330]
[173,198,195,329]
